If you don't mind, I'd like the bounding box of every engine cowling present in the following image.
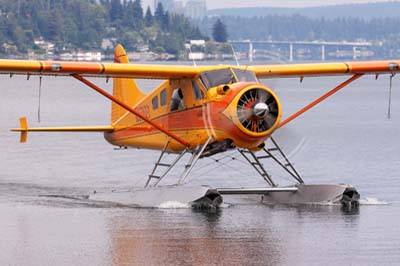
[224,84,282,137]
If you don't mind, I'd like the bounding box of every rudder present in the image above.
[112,44,146,123]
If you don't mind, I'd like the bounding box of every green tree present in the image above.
[120,31,142,50]
[110,0,122,22]
[162,11,170,31]
[123,1,136,28]
[0,0,207,57]
[123,0,144,30]
[154,3,164,26]
[154,32,182,57]
[212,19,228,43]
[144,6,153,27]
[132,0,144,30]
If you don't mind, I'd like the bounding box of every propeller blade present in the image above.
[271,127,307,158]
[264,114,277,128]
[258,89,270,103]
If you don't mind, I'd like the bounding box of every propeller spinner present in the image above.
[237,88,280,133]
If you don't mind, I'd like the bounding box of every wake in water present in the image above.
[157,201,190,209]
[359,197,389,205]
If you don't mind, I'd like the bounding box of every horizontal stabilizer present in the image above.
[11,117,114,143]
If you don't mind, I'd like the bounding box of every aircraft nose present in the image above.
[253,102,270,118]
[235,86,281,134]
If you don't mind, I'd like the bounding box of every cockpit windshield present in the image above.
[233,69,258,83]
[200,69,234,89]
[200,68,258,90]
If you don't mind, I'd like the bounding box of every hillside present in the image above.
[0,0,205,58]
[207,2,400,20]
[198,3,400,59]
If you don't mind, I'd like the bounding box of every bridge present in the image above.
[231,40,373,62]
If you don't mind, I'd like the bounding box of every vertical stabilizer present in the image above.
[112,44,146,123]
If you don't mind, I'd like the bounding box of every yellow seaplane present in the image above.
[1,44,399,208]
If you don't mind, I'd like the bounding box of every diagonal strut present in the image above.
[278,74,363,128]
[72,74,190,147]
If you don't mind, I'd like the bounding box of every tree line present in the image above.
[200,15,400,41]
[2,0,400,59]
[0,0,205,57]
[198,15,400,58]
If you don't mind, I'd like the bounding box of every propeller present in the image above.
[271,126,307,159]
[237,88,279,133]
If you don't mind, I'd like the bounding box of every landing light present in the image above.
[217,84,231,95]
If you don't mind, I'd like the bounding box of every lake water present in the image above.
[0,72,400,265]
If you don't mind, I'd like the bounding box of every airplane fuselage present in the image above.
[104,67,282,153]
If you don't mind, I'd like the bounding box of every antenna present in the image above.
[38,76,42,123]
[387,73,395,119]
[230,43,240,66]
[185,43,197,67]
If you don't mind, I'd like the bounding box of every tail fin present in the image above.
[112,44,146,124]
[19,117,28,143]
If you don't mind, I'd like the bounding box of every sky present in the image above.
[142,0,395,9]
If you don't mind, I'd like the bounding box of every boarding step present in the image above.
[238,136,304,186]
[156,163,171,167]
[256,155,272,159]
[145,140,189,188]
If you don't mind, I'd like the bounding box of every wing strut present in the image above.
[278,74,363,128]
[72,74,190,147]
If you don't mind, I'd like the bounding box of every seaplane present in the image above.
[1,44,399,208]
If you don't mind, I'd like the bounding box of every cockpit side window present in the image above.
[192,80,204,100]
[199,75,211,89]
[200,69,236,90]
[170,88,184,111]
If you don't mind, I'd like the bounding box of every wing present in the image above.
[2,58,399,79]
[0,59,204,79]
[248,61,400,78]
[246,60,400,129]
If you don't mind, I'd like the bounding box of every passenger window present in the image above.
[160,89,167,106]
[170,88,184,111]
[152,95,158,110]
[192,80,204,100]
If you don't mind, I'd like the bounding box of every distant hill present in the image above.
[207,2,400,19]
